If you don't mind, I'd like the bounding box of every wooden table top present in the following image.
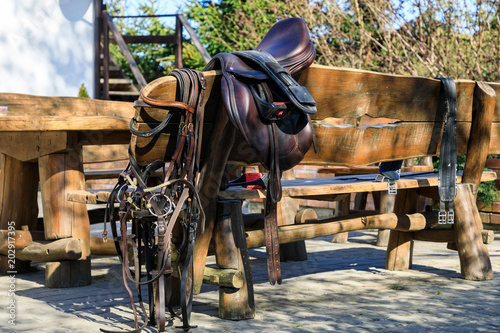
[0,93,135,132]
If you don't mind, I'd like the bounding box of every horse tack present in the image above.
[101,68,206,333]
[205,17,318,284]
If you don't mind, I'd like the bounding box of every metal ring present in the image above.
[148,194,175,218]
[117,184,128,203]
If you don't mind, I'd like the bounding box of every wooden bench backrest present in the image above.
[296,65,499,166]
[131,64,498,175]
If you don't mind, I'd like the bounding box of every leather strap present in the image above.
[437,78,457,224]
[264,122,282,285]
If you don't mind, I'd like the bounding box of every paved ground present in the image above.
[1,229,499,333]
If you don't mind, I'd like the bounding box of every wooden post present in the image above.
[213,200,255,320]
[454,184,493,280]
[38,145,91,287]
[102,13,110,100]
[0,154,39,273]
[278,170,307,261]
[376,191,396,247]
[174,15,183,69]
[385,189,417,271]
[462,82,496,189]
[193,111,236,294]
[331,196,349,243]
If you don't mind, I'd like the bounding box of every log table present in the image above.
[0,93,134,287]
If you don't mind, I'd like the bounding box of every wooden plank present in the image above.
[0,116,131,132]
[0,93,134,117]
[299,64,475,122]
[302,122,472,167]
[68,171,497,204]
[115,34,177,44]
[219,171,497,200]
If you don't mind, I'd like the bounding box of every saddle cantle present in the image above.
[205,17,317,285]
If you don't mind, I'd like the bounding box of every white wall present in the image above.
[0,0,95,97]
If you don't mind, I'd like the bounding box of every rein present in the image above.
[101,68,206,333]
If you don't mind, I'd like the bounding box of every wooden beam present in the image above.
[112,35,177,44]
[0,93,135,117]
[202,267,244,289]
[103,11,147,88]
[245,212,436,249]
[0,238,82,261]
[177,15,211,64]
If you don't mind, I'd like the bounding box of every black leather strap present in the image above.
[437,78,457,224]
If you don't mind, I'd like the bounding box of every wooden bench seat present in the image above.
[219,170,496,200]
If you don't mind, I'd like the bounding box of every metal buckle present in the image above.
[438,210,447,224]
[447,210,454,224]
[375,174,397,195]
[438,210,454,224]
[388,181,397,195]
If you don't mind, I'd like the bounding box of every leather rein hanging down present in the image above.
[101,69,206,333]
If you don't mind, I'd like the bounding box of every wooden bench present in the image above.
[65,64,499,320]
[193,64,500,318]
[72,64,498,316]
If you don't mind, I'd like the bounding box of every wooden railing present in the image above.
[97,9,210,100]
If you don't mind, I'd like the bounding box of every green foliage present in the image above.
[183,0,301,56]
[183,0,500,81]
[478,181,500,208]
[78,83,90,98]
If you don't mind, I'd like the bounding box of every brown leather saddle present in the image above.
[205,17,317,284]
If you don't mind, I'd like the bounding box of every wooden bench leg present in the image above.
[376,191,396,247]
[39,149,91,288]
[214,200,255,320]
[278,169,307,261]
[0,154,39,273]
[454,184,493,280]
[385,189,417,271]
[331,196,349,243]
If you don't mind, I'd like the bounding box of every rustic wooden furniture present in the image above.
[0,93,134,287]
[67,64,499,320]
